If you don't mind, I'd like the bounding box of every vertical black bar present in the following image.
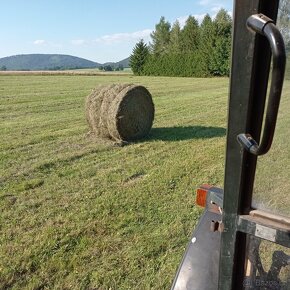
[218,1,280,289]
[240,2,280,214]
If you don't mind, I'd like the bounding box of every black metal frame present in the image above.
[218,0,289,289]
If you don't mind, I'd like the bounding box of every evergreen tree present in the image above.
[140,9,232,77]
[199,14,215,75]
[129,39,149,75]
[180,15,199,52]
[168,20,181,54]
[150,16,171,55]
[211,9,232,75]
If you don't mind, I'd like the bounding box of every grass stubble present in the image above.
[0,72,289,289]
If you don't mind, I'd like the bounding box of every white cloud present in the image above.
[177,14,206,27]
[211,7,232,19]
[33,39,46,45]
[199,0,213,5]
[198,0,232,17]
[176,3,232,26]
[211,6,222,13]
[33,39,62,48]
[194,14,207,23]
[94,29,152,44]
[71,39,86,46]
[177,16,188,27]
[199,0,226,6]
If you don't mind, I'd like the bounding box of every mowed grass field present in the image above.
[0,73,288,289]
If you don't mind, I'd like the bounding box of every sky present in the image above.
[0,0,232,63]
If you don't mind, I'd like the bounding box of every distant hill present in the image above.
[104,57,130,69]
[0,54,130,71]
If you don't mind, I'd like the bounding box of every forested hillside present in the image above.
[0,54,100,71]
[0,54,130,71]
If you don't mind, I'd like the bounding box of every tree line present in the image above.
[99,64,124,71]
[130,9,232,77]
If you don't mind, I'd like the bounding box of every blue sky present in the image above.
[0,0,232,63]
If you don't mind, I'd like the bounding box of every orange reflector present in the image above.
[196,184,212,207]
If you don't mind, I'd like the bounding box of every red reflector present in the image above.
[196,184,212,207]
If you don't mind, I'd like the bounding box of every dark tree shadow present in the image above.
[147,126,226,141]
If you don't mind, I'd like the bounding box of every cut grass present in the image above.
[0,74,288,289]
[253,80,290,215]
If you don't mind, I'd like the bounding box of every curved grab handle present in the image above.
[237,14,286,156]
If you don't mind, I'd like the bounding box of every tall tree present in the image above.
[142,10,232,77]
[180,15,199,52]
[211,9,232,75]
[129,39,149,75]
[150,16,171,55]
[199,14,215,74]
[168,20,181,54]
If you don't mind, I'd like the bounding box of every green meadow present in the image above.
[0,73,289,289]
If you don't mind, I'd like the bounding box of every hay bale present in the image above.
[85,84,114,134]
[85,84,154,142]
[98,84,132,138]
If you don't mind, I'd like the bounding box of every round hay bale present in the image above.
[85,84,114,134]
[85,84,154,142]
[98,83,132,138]
[107,85,155,141]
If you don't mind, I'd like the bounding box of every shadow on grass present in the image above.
[148,126,226,141]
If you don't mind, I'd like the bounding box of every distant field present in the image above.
[0,74,288,289]
[0,69,132,76]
